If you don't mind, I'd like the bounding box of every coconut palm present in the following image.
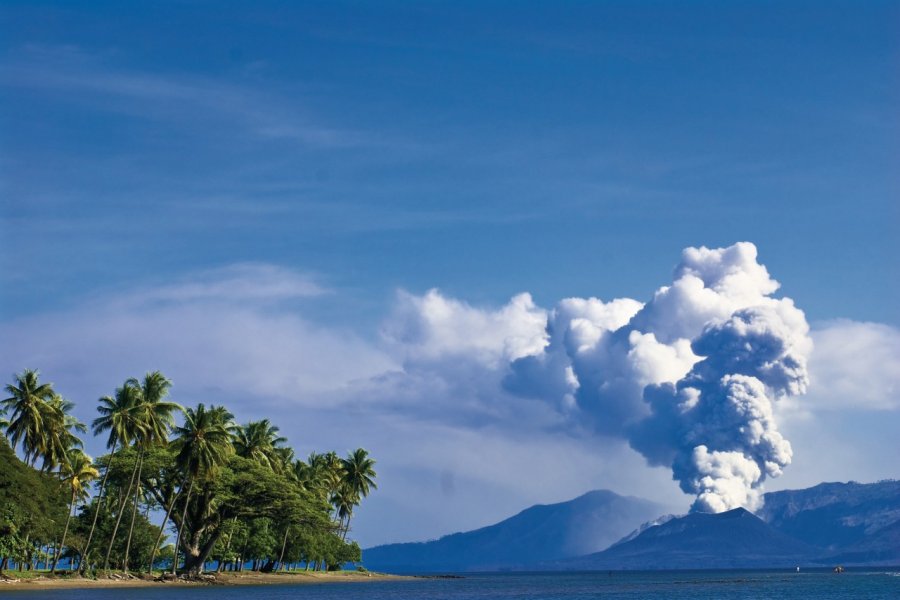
[299,451,338,503]
[330,483,357,540]
[79,383,143,573]
[292,459,312,490]
[100,379,154,572]
[337,449,376,539]
[274,445,295,475]
[51,449,99,573]
[341,448,377,500]
[233,419,286,471]
[122,372,181,573]
[40,395,87,474]
[166,404,235,574]
[3,369,55,466]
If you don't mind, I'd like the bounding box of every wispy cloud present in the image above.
[117,263,328,307]
[2,44,368,147]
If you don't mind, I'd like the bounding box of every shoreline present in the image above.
[0,571,413,591]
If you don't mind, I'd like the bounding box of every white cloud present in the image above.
[381,289,548,367]
[0,264,392,416]
[806,319,900,411]
[2,44,370,147]
[119,263,328,306]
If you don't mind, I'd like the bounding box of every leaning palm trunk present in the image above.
[147,479,184,574]
[79,441,118,573]
[103,453,141,571]
[122,449,145,573]
[50,489,77,573]
[277,526,290,571]
[340,514,351,541]
[172,477,194,575]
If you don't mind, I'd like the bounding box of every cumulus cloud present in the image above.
[381,289,548,367]
[804,320,900,411]
[368,243,817,512]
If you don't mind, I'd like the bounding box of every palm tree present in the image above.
[330,484,357,540]
[233,419,286,471]
[51,449,99,573]
[101,379,152,572]
[3,369,55,466]
[122,372,180,573]
[40,395,87,474]
[341,448,377,500]
[274,445,295,475]
[166,404,234,575]
[79,383,143,573]
[338,448,377,539]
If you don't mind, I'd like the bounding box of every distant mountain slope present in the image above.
[759,480,900,564]
[556,508,822,570]
[362,490,663,572]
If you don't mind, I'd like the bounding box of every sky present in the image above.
[1,1,898,546]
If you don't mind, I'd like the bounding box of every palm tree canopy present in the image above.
[341,447,377,499]
[3,369,56,464]
[128,371,182,447]
[92,382,144,450]
[234,418,287,471]
[172,403,235,479]
[40,394,87,472]
[331,483,357,521]
[60,448,100,502]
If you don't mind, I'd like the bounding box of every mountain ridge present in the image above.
[362,489,664,572]
[553,507,823,570]
[361,480,900,571]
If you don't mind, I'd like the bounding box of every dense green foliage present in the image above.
[0,369,376,576]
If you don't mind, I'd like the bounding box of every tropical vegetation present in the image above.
[0,369,375,578]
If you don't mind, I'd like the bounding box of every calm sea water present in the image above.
[2,570,898,599]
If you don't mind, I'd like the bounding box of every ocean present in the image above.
[3,570,898,599]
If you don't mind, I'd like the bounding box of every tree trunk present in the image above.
[182,527,223,576]
[50,489,77,573]
[277,525,290,572]
[103,453,141,572]
[20,533,30,572]
[172,477,194,575]
[147,479,183,573]
[79,440,118,574]
[340,514,351,541]
[122,449,145,573]
[222,517,237,556]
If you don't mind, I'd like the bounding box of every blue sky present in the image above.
[1,2,898,545]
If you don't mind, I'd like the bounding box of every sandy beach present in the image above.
[0,571,411,592]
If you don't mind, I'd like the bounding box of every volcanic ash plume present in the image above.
[504,242,811,512]
[631,303,809,512]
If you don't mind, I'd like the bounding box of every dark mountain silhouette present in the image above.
[362,490,663,572]
[555,507,822,569]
